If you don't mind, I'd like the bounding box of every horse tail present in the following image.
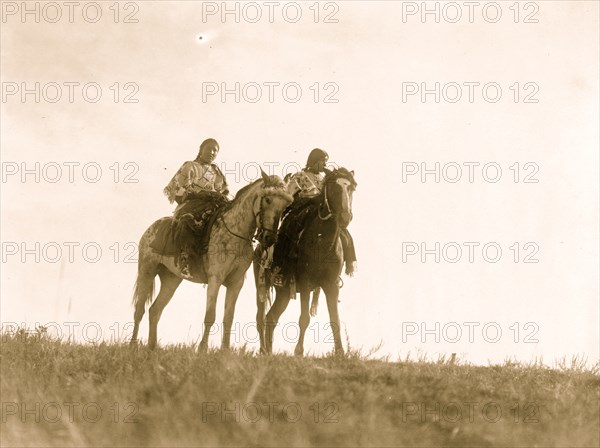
[309,287,321,316]
[132,270,155,308]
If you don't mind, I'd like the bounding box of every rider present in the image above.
[164,138,229,204]
[271,148,357,286]
[164,138,229,277]
[286,148,329,199]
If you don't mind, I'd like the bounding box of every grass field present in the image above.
[1,331,599,447]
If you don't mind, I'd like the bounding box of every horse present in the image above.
[130,171,293,351]
[255,168,357,356]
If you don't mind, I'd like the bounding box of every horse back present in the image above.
[145,217,178,256]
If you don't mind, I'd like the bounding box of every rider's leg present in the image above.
[272,199,316,286]
[340,229,357,276]
[271,205,302,285]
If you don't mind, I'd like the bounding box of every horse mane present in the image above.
[232,179,261,202]
[231,175,292,203]
[262,175,293,202]
[324,167,357,188]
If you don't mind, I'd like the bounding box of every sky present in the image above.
[1,1,598,366]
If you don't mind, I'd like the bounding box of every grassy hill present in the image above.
[1,331,598,447]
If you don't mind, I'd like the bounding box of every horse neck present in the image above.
[221,182,260,239]
[311,199,341,248]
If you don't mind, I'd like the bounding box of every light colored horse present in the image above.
[130,172,293,351]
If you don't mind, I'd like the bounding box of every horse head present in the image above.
[254,170,293,247]
[321,167,357,229]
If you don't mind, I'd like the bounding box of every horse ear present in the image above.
[350,170,355,176]
[260,168,270,183]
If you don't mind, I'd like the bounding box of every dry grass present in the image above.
[1,331,599,447]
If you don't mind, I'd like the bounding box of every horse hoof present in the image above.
[294,347,304,357]
[197,343,208,354]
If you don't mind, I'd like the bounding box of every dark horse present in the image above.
[254,168,357,355]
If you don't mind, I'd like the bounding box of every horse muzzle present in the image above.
[259,229,278,248]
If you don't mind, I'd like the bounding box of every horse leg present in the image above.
[253,251,267,354]
[264,286,291,354]
[294,290,311,356]
[148,268,182,350]
[256,290,267,354]
[221,277,244,350]
[322,282,344,355]
[198,277,221,353]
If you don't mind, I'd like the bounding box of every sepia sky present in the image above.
[1,1,598,365]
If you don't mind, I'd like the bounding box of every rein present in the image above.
[220,215,255,242]
[220,194,277,243]
[318,184,334,220]
[318,172,356,222]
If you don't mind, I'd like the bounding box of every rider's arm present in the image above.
[164,161,195,204]
[212,164,230,196]
[287,171,322,198]
[285,172,303,197]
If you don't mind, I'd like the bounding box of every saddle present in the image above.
[149,192,229,275]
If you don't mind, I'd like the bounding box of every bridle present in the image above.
[318,176,355,222]
[220,192,278,243]
[318,183,334,221]
[255,194,278,243]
